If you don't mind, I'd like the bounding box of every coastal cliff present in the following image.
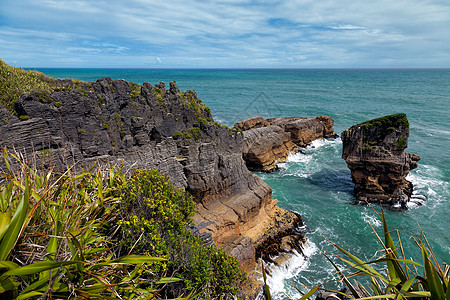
[235,116,337,172]
[0,75,302,297]
[341,113,420,210]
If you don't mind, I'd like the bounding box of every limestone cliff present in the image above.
[235,116,337,172]
[341,113,420,210]
[0,78,302,298]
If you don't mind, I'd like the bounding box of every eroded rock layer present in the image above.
[0,78,303,298]
[341,113,420,210]
[235,115,337,172]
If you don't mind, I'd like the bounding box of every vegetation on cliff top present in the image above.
[0,59,56,113]
[352,113,409,130]
[0,150,245,299]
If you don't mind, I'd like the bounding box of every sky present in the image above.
[1,0,450,68]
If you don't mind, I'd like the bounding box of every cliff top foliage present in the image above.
[0,150,245,299]
[352,113,409,130]
[0,59,58,113]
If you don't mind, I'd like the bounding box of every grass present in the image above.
[353,113,410,130]
[172,127,203,143]
[0,59,56,114]
[178,90,209,118]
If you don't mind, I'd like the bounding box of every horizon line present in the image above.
[27,67,450,71]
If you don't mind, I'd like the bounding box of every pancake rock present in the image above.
[235,116,337,172]
[341,113,420,210]
[0,78,303,298]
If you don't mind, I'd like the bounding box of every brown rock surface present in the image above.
[242,125,299,172]
[234,116,269,131]
[268,115,337,147]
[235,115,337,172]
[341,113,420,210]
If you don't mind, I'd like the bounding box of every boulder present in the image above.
[341,113,420,210]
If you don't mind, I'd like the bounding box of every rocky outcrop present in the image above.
[341,113,420,210]
[235,116,337,172]
[242,125,299,172]
[268,116,337,147]
[0,78,303,298]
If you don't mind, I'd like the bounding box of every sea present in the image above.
[36,68,450,299]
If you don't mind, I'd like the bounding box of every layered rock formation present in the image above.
[341,113,420,210]
[0,78,303,298]
[235,116,337,172]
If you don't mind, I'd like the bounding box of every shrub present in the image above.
[130,82,141,100]
[116,169,246,298]
[172,127,203,143]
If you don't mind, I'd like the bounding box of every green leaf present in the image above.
[375,257,423,268]
[422,243,445,300]
[156,277,183,284]
[0,260,19,270]
[261,260,272,300]
[69,233,84,262]
[371,277,382,296]
[22,274,49,294]
[330,240,386,283]
[78,283,108,293]
[296,285,320,300]
[17,291,43,300]
[0,261,77,280]
[0,194,28,261]
[0,212,11,241]
[0,276,21,293]
[396,277,416,300]
[3,146,11,173]
[385,278,401,294]
[90,254,166,270]
[324,253,360,298]
[382,211,407,283]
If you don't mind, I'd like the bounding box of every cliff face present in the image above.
[235,116,337,172]
[0,78,302,297]
[341,113,420,210]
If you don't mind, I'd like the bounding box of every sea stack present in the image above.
[341,113,420,210]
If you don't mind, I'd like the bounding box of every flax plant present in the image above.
[0,148,183,299]
[291,207,449,300]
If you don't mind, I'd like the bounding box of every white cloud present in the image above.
[1,0,449,67]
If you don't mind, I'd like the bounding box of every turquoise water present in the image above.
[37,68,450,298]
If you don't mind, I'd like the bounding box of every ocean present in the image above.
[36,68,450,299]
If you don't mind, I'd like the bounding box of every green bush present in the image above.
[172,127,203,143]
[116,169,246,298]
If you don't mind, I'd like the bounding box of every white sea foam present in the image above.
[406,164,449,208]
[362,212,381,227]
[263,241,319,299]
[285,152,313,164]
[306,138,342,151]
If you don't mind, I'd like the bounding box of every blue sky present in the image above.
[1,0,449,68]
